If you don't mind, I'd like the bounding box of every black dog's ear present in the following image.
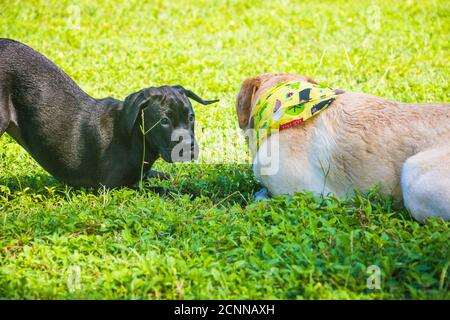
[173,85,219,105]
[122,89,154,134]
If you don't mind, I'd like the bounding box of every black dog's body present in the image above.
[0,39,217,188]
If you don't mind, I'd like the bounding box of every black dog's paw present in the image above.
[143,170,171,180]
[181,188,199,199]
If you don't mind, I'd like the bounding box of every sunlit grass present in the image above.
[0,0,449,299]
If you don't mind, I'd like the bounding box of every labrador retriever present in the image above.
[236,73,450,222]
[0,38,218,189]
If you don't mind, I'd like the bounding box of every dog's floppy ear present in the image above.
[236,76,261,129]
[122,89,154,134]
[173,85,219,105]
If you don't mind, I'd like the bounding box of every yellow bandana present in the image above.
[251,80,342,148]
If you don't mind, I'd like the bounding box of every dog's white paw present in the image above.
[254,187,271,201]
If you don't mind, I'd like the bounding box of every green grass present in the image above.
[0,0,449,299]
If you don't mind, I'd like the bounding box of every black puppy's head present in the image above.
[122,85,218,162]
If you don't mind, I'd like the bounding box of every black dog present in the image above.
[0,39,218,188]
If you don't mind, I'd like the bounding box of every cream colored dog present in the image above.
[236,73,450,222]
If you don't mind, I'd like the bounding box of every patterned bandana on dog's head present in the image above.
[251,80,344,149]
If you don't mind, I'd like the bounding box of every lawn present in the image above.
[0,0,449,299]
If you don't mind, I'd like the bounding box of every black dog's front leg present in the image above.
[135,170,176,196]
[143,169,171,180]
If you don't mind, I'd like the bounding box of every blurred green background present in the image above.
[0,0,448,299]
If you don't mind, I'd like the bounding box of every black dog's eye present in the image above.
[189,114,195,122]
[160,117,170,126]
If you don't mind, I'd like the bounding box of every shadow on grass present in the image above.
[169,163,261,205]
[0,172,60,193]
[0,164,261,204]
[0,165,410,217]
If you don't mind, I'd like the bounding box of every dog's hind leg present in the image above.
[401,147,450,222]
[0,115,7,137]
[0,90,12,137]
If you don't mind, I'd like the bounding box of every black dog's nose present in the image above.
[172,142,197,162]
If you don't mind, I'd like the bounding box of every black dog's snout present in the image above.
[174,143,197,160]
[166,131,198,163]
